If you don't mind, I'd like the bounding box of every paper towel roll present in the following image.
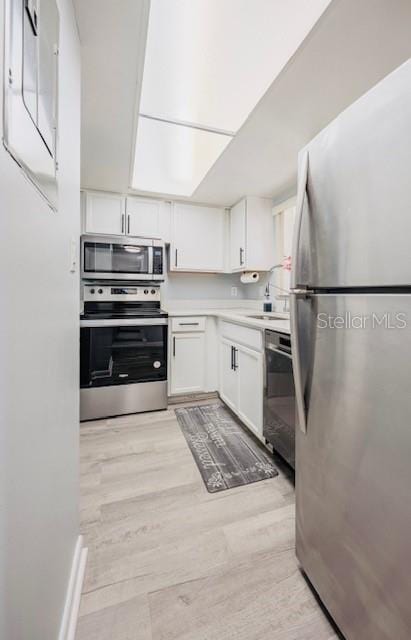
[240,271,260,284]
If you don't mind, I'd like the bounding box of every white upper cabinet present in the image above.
[84,191,125,236]
[229,196,274,272]
[82,191,171,241]
[170,203,226,272]
[230,200,246,270]
[126,196,162,238]
[126,197,171,240]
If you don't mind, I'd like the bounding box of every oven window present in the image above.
[80,325,167,387]
[84,242,149,274]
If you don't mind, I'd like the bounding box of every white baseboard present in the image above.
[59,535,88,640]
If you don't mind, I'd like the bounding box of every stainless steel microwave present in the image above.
[81,235,164,281]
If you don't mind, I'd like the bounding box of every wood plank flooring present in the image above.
[76,402,338,640]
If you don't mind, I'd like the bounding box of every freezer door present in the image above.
[293,59,411,289]
[295,293,411,639]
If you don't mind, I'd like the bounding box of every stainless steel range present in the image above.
[80,283,168,421]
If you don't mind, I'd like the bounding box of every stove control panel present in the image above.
[83,285,160,302]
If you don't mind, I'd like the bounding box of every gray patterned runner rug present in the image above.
[175,403,278,493]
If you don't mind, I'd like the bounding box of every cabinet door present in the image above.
[244,196,274,271]
[230,199,246,271]
[219,339,238,412]
[84,192,125,236]
[236,344,263,437]
[126,197,161,238]
[171,203,225,272]
[170,333,205,395]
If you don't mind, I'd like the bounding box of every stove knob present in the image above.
[151,289,156,295]
[90,288,95,294]
[98,288,103,294]
[144,289,149,295]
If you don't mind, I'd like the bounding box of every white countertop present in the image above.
[166,307,291,335]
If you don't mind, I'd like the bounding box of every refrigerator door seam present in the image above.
[291,150,309,290]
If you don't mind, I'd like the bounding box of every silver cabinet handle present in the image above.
[239,247,244,266]
[230,345,234,370]
[173,336,176,357]
[233,347,238,371]
[127,214,131,235]
[121,214,125,234]
[291,150,309,290]
[179,322,199,326]
[291,292,307,433]
[175,249,178,267]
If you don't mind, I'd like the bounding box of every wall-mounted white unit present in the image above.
[170,203,226,272]
[230,197,274,272]
[3,0,60,210]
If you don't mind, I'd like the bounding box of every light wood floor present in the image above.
[76,401,338,640]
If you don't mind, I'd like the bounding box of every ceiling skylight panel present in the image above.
[132,0,331,196]
[139,0,332,133]
[132,116,231,196]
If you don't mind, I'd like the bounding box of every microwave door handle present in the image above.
[291,150,309,290]
[148,247,154,275]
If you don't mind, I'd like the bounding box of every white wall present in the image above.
[0,1,81,639]
[162,272,247,301]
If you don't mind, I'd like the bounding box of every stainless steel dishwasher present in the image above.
[263,330,295,469]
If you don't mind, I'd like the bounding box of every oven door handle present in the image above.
[80,318,168,327]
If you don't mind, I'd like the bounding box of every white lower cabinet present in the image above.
[219,339,238,411]
[168,317,264,438]
[236,345,263,437]
[170,332,206,395]
[219,328,264,439]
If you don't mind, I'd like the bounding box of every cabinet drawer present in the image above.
[220,321,262,351]
[171,316,206,332]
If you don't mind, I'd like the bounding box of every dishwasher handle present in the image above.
[265,344,293,360]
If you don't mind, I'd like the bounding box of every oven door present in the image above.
[80,318,168,388]
[264,339,296,468]
[81,235,153,281]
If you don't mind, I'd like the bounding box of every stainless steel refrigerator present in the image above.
[291,58,411,640]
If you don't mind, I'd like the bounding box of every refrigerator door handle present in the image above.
[291,291,307,434]
[291,151,309,290]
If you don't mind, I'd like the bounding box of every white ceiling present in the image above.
[75,0,411,206]
[73,0,149,194]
